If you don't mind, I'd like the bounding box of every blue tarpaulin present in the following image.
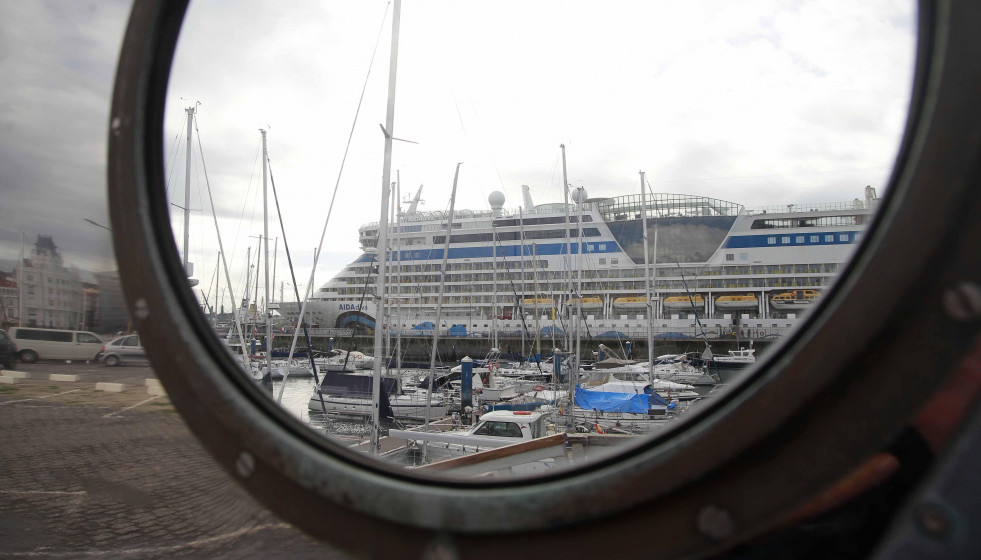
[575,387,656,414]
[596,330,628,339]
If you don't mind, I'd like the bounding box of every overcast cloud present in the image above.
[1,1,915,311]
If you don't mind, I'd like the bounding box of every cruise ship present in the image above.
[280,185,879,342]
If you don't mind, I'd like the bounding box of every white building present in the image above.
[0,271,18,328]
[15,236,84,329]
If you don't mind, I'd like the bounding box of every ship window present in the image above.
[796,236,805,243]
[839,234,849,241]
[726,253,734,261]
[473,421,524,438]
[599,258,606,264]
[825,234,834,242]
[611,258,619,265]
[767,237,776,245]
[781,237,790,244]
[810,235,819,243]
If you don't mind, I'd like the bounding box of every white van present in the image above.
[9,328,104,363]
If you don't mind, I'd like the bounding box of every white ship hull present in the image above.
[278,189,876,342]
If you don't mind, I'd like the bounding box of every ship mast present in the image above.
[370,0,401,456]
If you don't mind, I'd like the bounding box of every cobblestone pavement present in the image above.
[0,363,348,559]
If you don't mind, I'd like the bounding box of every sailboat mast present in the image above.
[182,106,194,276]
[491,225,498,349]
[640,171,654,382]
[395,173,403,380]
[271,238,278,303]
[560,144,572,353]
[533,242,540,360]
[213,252,221,326]
[370,0,401,456]
[423,162,462,460]
[261,129,272,389]
[575,188,584,375]
[519,207,526,357]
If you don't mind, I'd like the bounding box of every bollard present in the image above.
[460,356,473,425]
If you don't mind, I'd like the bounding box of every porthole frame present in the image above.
[107,1,981,557]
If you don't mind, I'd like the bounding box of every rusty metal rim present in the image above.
[108,1,981,557]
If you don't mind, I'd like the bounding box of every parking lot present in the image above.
[0,361,346,559]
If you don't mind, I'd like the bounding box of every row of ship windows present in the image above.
[750,216,869,229]
[432,228,601,245]
[359,216,595,237]
[338,262,841,280]
[766,232,859,245]
[333,276,833,297]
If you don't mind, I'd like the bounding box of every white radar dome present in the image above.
[572,186,588,203]
[488,191,506,208]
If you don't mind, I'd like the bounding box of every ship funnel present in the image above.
[488,191,506,217]
[864,185,878,208]
[405,184,424,214]
[521,185,535,213]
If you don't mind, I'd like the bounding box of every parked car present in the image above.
[0,330,17,369]
[99,334,148,367]
[8,327,104,363]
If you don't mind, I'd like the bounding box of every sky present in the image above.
[0,1,916,312]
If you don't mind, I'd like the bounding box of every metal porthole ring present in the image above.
[107,1,981,558]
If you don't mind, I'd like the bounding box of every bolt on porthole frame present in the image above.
[108,1,981,558]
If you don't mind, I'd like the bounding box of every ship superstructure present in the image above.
[280,186,878,341]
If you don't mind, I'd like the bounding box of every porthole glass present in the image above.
[156,1,916,478]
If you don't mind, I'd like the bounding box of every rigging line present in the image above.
[466,96,508,205]
[292,0,392,339]
[191,114,252,369]
[194,141,207,279]
[495,236,534,358]
[229,139,263,287]
[164,116,186,204]
[673,259,711,344]
[266,157,329,417]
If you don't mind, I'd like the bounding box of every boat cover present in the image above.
[313,371,396,421]
[575,386,666,413]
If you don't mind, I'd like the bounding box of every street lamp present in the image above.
[82,218,112,232]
